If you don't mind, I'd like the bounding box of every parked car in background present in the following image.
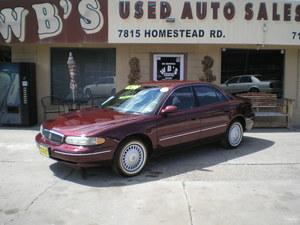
[36,81,254,177]
[83,76,116,98]
[221,75,282,95]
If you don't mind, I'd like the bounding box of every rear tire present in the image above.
[221,121,244,149]
[249,87,259,92]
[113,139,148,177]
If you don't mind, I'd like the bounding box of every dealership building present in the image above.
[0,0,300,126]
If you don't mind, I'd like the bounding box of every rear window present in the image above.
[194,86,227,106]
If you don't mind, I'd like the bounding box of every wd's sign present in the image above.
[0,0,108,44]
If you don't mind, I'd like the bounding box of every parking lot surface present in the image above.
[0,127,300,225]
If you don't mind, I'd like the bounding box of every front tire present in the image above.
[222,121,244,149]
[113,139,148,177]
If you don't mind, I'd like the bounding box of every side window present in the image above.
[239,76,252,83]
[194,86,226,107]
[165,87,195,111]
[227,77,239,84]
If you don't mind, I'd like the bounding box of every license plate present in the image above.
[39,145,49,158]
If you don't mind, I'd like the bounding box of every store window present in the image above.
[0,46,11,62]
[221,49,284,98]
[51,48,116,103]
[153,54,185,81]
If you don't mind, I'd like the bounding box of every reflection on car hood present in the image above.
[43,107,142,136]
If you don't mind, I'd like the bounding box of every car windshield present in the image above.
[101,85,167,114]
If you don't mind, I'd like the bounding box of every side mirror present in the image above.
[161,105,178,115]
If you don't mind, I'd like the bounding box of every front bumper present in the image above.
[245,118,254,130]
[35,133,117,167]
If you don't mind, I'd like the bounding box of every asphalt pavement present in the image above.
[0,127,299,225]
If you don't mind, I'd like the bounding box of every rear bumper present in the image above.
[245,118,254,130]
[35,133,117,167]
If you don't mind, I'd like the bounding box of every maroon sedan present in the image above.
[36,81,254,176]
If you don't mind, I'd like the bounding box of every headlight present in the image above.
[65,136,106,146]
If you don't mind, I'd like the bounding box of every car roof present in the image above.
[140,80,207,89]
[233,74,261,78]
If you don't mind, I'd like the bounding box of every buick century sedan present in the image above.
[36,81,254,176]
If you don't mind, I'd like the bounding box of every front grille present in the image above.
[42,129,64,144]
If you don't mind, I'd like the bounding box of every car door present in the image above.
[106,77,115,96]
[238,76,252,93]
[225,77,240,93]
[193,85,230,139]
[156,86,200,148]
[98,77,109,97]
[101,77,109,96]
[94,78,103,96]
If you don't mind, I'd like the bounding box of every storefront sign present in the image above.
[109,0,300,45]
[0,0,108,44]
[153,54,184,81]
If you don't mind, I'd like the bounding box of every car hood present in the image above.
[42,107,143,136]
